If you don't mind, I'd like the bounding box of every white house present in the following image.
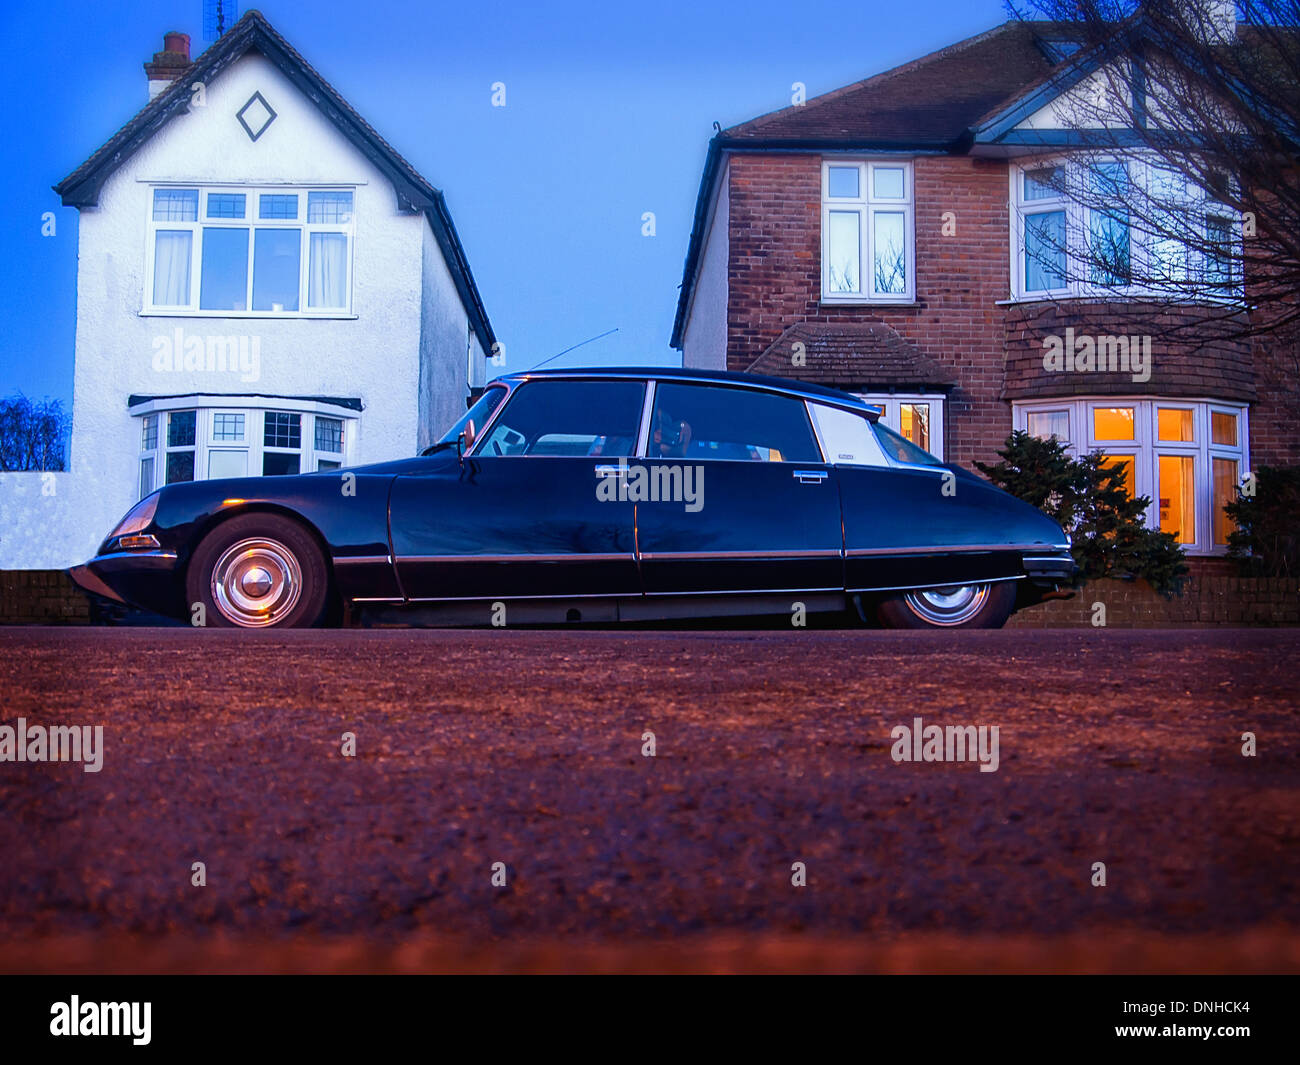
[0,10,494,570]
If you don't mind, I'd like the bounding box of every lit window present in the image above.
[1014,398,1248,555]
[1093,407,1135,440]
[854,394,944,460]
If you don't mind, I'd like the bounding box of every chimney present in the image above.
[144,32,192,99]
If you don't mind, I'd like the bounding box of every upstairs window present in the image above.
[146,186,355,316]
[1011,156,1243,302]
[822,161,914,303]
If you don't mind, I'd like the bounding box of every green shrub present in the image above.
[976,430,1188,596]
[1225,465,1300,578]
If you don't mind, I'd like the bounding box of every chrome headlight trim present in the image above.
[109,492,159,539]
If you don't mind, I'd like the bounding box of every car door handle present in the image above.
[595,464,625,477]
[792,469,828,484]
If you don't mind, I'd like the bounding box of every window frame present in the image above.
[1008,155,1244,303]
[134,398,358,497]
[853,393,945,461]
[142,184,357,318]
[821,160,916,305]
[1013,396,1250,555]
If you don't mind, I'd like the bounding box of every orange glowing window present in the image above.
[1093,407,1135,440]
[1211,411,1238,446]
[1157,407,1194,442]
[1159,454,1196,544]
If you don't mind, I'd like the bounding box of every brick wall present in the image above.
[725,152,1013,472]
[1007,576,1300,628]
[0,570,91,625]
[723,150,1300,477]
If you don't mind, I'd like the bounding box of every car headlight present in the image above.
[109,493,159,539]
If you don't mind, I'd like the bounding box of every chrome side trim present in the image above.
[639,549,840,560]
[397,553,634,564]
[845,543,1069,557]
[405,587,843,603]
[85,549,179,565]
[333,554,393,565]
[849,575,1026,593]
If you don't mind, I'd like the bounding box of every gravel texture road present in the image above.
[1,626,1296,973]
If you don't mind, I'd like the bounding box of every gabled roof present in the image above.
[54,9,494,348]
[722,21,1066,148]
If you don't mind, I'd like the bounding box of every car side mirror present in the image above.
[457,419,477,465]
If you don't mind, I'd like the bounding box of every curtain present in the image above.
[308,233,347,308]
[152,230,192,306]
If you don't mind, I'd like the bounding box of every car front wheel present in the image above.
[875,580,1016,630]
[186,513,331,629]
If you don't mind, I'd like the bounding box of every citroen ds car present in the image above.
[69,368,1076,629]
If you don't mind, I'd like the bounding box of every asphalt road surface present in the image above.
[1,627,1297,973]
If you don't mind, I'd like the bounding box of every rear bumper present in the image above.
[68,550,181,614]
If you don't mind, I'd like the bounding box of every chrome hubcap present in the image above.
[211,538,302,627]
[903,583,991,626]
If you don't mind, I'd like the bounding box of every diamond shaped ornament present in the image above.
[236,91,277,142]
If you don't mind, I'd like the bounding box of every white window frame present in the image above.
[1012,396,1250,555]
[1008,154,1244,303]
[821,160,915,304]
[142,184,357,318]
[134,397,358,497]
[853,393,944,461]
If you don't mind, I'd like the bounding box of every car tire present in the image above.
[875,580,1016,630]
[186,513,331,629]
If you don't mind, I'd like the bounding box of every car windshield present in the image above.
[438,385,507,446]
[871,420,942,465]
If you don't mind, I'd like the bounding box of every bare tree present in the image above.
[0,395,70,471]
[1006,1,1300,351]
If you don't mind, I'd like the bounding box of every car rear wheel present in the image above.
[875,580,1016,630]
[186,513,330,629]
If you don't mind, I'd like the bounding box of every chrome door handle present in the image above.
[792,469,828,484]
[595,464,625,477]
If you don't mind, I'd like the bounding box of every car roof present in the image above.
[490,366,878,417]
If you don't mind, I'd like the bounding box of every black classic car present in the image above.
[70,368,1076,629]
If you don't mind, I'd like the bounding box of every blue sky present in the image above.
[2,0,1011,407]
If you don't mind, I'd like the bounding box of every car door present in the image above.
[389,378,645,600]
[634,381,843,595]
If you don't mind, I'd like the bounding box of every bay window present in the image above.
[822,161,915,303]
[1011,156,1242,301]
[1014,397,1248,554]
[146,186,354,315]
[136,401,356,498]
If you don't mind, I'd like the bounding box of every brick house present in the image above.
[671,14,1299,571]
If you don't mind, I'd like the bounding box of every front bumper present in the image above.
[1021,549,1079,584]
[68,549,181,615]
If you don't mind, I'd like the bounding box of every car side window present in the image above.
[808,403,888,466]
[477,379,645,457]
[651,383,822,462]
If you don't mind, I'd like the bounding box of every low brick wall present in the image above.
[0,570,91,625]
[1009,576,1300,628]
